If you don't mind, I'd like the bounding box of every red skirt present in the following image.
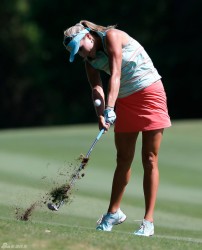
[114,80,171,132]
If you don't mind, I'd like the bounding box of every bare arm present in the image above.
[105,29,123,108]
[85,61,109,130]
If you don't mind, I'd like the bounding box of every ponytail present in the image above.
[80,20,116,32]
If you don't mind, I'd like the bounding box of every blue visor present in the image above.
[63,29,90,62]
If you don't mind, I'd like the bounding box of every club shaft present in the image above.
[70,128,104,185]
[86,128,105,158]
[56,129,105,209]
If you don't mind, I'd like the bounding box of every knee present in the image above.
[142,152,158,170]
[116,151,134,168]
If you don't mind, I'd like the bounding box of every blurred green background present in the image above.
[0,0,201,128]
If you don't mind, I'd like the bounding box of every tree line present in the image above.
[0,0,201,128]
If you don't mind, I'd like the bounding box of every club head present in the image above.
[47,203,58,211]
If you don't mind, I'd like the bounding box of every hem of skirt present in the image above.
[114,123,172,133]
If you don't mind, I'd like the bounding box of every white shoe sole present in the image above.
[134,230,154,237]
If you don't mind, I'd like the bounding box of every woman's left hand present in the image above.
[98,115,110,132]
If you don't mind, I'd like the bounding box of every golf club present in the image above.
[47,128,105,211]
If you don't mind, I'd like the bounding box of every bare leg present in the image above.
[108,132,139,213]
[141,129,164,222]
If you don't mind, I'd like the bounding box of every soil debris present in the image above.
[78,154,89,169]
[16,202,39,221]
[15,154,90,221]
[49,184,71,203]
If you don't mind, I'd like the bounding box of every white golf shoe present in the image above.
[134,219,154,236]
[96,208,127,231]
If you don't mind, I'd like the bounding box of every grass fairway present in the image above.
[0,120,202,250]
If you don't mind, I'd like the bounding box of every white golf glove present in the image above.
[104,108,116,125]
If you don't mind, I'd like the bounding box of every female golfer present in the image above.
[63,20,171,236]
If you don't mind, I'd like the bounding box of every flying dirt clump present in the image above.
[78,154,89,168]
[48,154,89,205]
[15,202,39,221]
[15,154,90,220]
[49,184,71,204]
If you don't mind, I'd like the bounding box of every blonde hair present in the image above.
[64,23,85,37]
[64,20,116,37]
[80,20,116,32]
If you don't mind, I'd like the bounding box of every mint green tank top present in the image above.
[86,31,161,98]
